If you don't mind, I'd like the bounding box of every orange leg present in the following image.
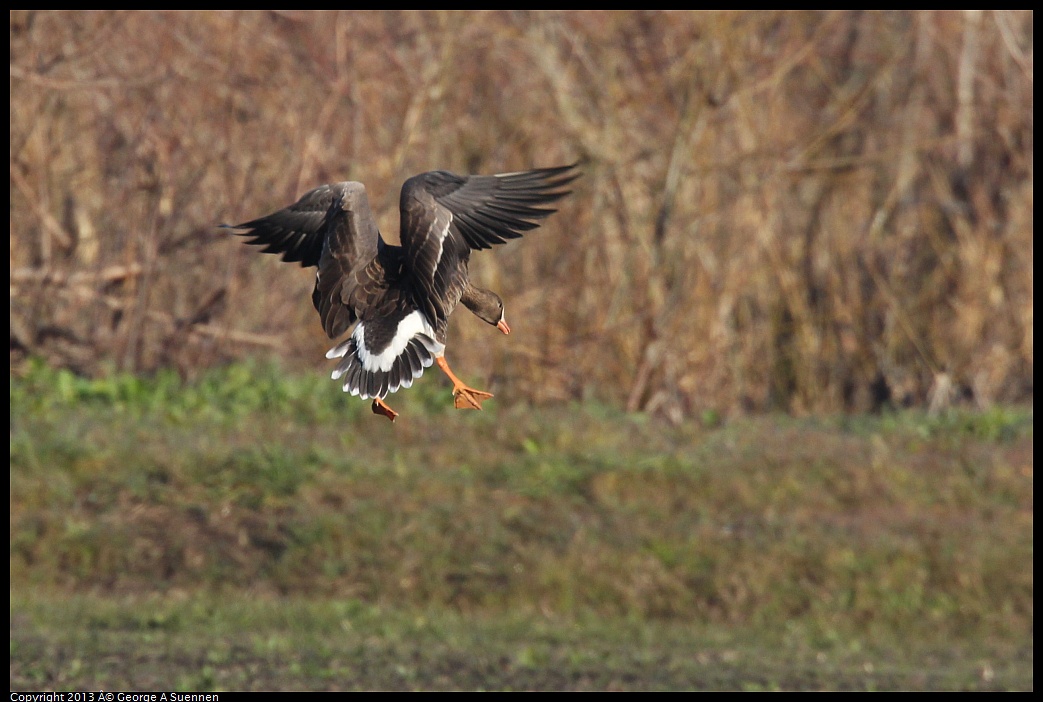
[435,356,493,410]
[371,397,399,422]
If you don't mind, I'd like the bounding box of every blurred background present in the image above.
[9,11,1034,690]
[10,10,1033,421]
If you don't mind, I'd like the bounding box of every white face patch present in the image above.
[353,310,444,373]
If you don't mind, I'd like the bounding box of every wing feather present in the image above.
[221,184,338,267]
[224,182,384,339]
[398,163,579,326]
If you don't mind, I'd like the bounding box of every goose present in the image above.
[223,164,579,421]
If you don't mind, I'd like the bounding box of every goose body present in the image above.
[224,164,578,420]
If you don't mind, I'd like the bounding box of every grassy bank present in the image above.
[9,360,1034,690]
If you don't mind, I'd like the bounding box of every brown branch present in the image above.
[59,283,284,350]
[9,162,73,260]
[10,264,145,287]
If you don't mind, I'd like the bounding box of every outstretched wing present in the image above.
[223,182,384,339]
[221,183,342,267]
[398,163,579,326]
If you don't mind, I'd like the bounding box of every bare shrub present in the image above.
[10,10,1033,417]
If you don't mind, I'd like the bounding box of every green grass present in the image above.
[11,592,1030,691]
[9,360,1034,690]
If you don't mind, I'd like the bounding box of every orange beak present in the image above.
[497,319,511,335]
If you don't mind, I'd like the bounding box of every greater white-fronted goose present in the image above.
[223,164,579,421]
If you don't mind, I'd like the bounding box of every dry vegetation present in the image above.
[9,10,1033,420]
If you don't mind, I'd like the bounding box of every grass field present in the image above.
[9,360,1034,690]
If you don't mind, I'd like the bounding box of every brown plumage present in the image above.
[222,164,579,421]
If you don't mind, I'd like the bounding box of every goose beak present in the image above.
[496,319,511,335]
